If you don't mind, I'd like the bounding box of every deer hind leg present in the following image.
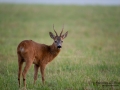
[22,60,33,87]
[18,55,24,88]
[40,64,46,84]
[34,64,39,84]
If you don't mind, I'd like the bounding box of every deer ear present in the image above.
[61,31,68,39]
[49,32,55,39]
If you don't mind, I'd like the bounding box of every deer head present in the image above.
[49,25,68,49]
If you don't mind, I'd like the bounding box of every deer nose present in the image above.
[57,46,61,48]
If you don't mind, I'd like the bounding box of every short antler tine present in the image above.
[60,24,64,36]
[53,24,58,36]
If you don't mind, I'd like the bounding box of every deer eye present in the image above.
[61,41,63,43]
[55,41,57,43]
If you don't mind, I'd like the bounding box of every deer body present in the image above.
[18,40,60,65]
[17,25,68,87]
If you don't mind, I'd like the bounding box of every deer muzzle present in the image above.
[57,46,62,48]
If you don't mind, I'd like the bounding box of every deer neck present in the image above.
[49,43,60,57]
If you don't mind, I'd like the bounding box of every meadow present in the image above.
[0,4,120,90]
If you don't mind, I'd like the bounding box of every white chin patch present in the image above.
[57,48,61,49]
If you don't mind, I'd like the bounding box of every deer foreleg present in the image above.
[40,64,46,84]
[34,64,39,84]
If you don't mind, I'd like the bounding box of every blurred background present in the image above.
[0,0,120,90]
[0,0,120,5]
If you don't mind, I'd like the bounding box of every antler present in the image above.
[53,24,58,36]
[60,24,64,36]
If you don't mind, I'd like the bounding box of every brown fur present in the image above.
[17,27,68,87]
[17,40,60,87]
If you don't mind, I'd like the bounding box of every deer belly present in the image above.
[33,58,39,65]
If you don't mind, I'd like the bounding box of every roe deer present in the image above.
[17,25,68,87]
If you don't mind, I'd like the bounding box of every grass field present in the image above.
[0,4,120,90]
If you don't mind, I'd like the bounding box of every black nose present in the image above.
[57,46,61,48]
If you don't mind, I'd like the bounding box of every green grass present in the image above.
[0,4,120,90]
